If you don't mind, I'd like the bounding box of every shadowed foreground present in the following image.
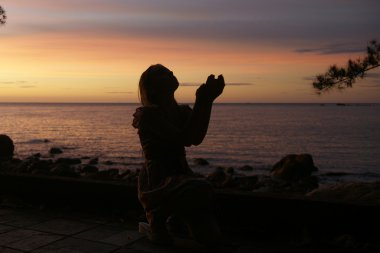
[1,202,371,253]
[0,173,379,252]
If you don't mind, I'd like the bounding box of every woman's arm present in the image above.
[183,74,225,146]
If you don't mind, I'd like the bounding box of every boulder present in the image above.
[32,153,42,158]
[89,157,99,165]
[104,160,114,165]
[225,167,234,175]
[49,147,63,155]
[206,167,232,188]
[29,159,53,175]
[237,165,254,171]
[0,158,22,172]
[93,169,120,180]
[82,165,99,174]
[193,158,209,166]
[51,163,79,178]
[14,156,51,174]
[0,134,14,161]
[55,158,81,165]
[271,154,318,181]
[233,175,259,190]
[121,170,138,184]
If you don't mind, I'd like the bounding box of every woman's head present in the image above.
[139,64,179,106]
[0,134,14,161]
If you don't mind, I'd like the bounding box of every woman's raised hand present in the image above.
[196,74,225,102]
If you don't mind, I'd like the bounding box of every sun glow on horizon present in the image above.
[1,1,379,103]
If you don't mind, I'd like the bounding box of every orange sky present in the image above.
[1,1,379,103]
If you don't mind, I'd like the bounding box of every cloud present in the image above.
[0,81,28,84]
[227,83,255,86]
[359,81,380,88]
[6,0,380,47]
[0,81,36,88]
[19,85,36,88]
[304,71,380,86]
[365,73,380,79]
[295,43,365,55]
[303,76,315,81]
[180,82,254,87]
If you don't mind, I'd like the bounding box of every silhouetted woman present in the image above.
[132,64,225,247]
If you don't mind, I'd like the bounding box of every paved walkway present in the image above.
[0,204,214,253]
[0,202,361,253]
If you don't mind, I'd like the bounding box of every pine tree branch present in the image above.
[0,5,6,25]
[313,40,380,93]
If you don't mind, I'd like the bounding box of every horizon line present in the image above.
[0,102,379,105]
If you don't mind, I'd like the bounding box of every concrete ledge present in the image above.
[0,173,139,210]
[1,173,379,236]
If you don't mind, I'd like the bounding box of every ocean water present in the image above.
[1,103,380,184]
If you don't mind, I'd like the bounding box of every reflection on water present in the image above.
[1,103,380,182]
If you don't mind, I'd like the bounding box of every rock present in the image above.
[51,163,79,177]
[225,167,234,175]
[271,154,318,182]
[121,170,138,184]
[251,174,318,194]
[89,157,99,165]
[292,176,319,192]
[251,175,286,193]
[0,134,14,161]
[107,168,119,177]
[206,167,232,188]
[237,165,254,171]
[49,147,63,155]
[206,167,259,190]
[104,160,114,165]
[55,157,81,165]
[29,159,53,175]
[82,165,99,173]
[306,182,380,205]
[233,175,259,190]
[0,159,22,172]
[93,169,120,180]
[193,158,209,166]
[120,169,131,178]
[321,172,350,177]
[13,156,51,174]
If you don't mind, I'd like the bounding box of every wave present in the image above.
[17,139,50,144]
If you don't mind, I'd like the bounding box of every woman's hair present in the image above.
[0,134,14,160]
[138,64,166,106]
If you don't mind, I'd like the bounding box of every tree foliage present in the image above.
[313,40,380,93]
[0,5,6,25]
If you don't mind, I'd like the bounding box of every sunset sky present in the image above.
[0,0,379,103]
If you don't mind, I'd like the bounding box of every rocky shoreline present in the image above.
[1,149,380,252]
[2,150,320,193]
[1,148,379,206]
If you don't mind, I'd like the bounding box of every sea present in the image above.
[1,103,379,185]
